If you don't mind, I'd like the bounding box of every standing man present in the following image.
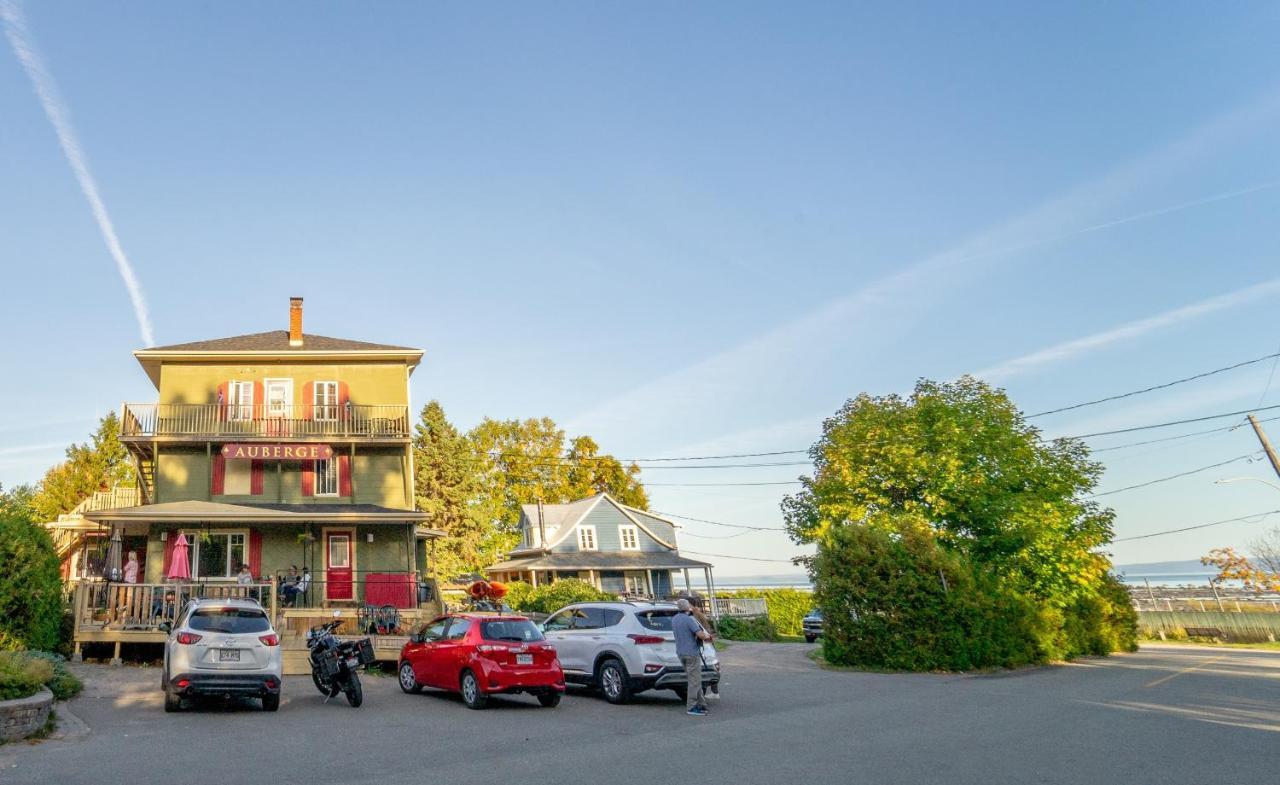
[672,598,713,717]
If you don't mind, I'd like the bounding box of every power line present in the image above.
[1028,351,1280,418]
[678,529,755,540]
[681,549,802,564]
[1088,453,1263,498]
[652,510,788,531]
[1067,403,1280,440]
[645,480,804,487]
[1113,509,1280,542]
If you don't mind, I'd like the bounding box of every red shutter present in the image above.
[250,460,264,495]
[301,460,314,497]
[162,532,177,575]
[253,380,264,421]
[302,381,314,420]
[212,453,226,495]
[249,530,262,579]
[338,382,350,421]
[217,381,229,421]
[339,454,352,497]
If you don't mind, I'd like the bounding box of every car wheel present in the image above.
[597,658,631,705]
[537,691,562,708]
[163,689,182,713]
[398,661,422,694]
[262,693,280,712]
[460,669,487,710]
[805,635,817,643]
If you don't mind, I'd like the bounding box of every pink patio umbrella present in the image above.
[167,533,191,581]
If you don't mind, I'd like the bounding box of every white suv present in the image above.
[541,601,720,704]
[161,598,283,712]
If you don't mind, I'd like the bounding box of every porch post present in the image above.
[643,569,653,598]
[683,568,692,593]
[586,569,595,589]
[531,570,539,588]
[705,567,718,618]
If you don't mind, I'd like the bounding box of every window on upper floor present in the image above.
[619,525,639,551]
[577,525,597,551]
[315,381,338,421]
[228,381,254,421]
[315,458,338,496]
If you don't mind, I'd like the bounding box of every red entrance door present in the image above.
[326,532,353,601]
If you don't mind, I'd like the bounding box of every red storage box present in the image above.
[364,573,415,608]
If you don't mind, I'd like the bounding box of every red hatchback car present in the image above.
[397,613,565,709]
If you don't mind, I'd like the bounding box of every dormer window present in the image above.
[577,526,597,551]
[620,525,639,551]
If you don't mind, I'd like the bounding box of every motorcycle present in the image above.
[306,614,376,708]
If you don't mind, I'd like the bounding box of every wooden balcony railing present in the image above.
[121,403,410,440]
[72,581,278,633]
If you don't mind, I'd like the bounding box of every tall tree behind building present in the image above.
[412,402,491,579]
[30,412,136,521]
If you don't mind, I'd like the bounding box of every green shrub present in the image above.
[712,588,812,636]
[0,651,55,701]
[0,510,63,652]
[23,651,82,700]
[716,614,778,641]
[814,523,1041,671]
[504,579,614,615]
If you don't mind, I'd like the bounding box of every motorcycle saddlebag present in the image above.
[354,638,376,666]
[319,649,344,678]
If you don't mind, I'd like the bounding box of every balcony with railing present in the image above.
[120,403,411,442]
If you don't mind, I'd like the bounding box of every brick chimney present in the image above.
[289,297,304,346]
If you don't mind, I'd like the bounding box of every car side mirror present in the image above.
[158,621,172,634]
[409,633,422,644]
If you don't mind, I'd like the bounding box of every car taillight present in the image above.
[264,677,279,689]
[259,634,280,647]
[644,664,662,674]
[174,678,190,689]
[476,644,505,655]
[176,632,202,645]
[628,634,664,645]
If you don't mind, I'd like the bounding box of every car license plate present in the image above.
[516,653,533,665]
[346,657,359,668]
[218,649,240,662]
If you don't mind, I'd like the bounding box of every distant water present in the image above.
[1113,559,1217,587]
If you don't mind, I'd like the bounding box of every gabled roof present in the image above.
[145,331,418,353]
[510,493,679,554]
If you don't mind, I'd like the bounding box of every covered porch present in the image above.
[77,500,444,671]
[487,551,718,608]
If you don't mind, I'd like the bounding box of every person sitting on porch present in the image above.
[279,565,300,606]
[151,589,178,621]
[294,567,311,606]
[237,563,253,586]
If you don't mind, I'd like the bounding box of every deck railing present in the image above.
[73,581,278,633]
[121,403,410,440]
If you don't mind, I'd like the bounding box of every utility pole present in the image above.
[1248,414,1280,481]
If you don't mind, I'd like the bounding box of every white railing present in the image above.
[711,597,768,617]
[121,403,410,440]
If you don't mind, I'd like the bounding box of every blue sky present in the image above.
[2,1,1280,576]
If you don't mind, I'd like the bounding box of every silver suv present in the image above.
[541,601,720,704]
[161,598,283,712]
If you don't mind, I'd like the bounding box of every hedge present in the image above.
[716,614,779,642]
[0,510,63,653]
[502,579,614,615]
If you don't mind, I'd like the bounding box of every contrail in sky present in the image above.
[2,0,155,346]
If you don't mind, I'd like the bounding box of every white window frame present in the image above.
[577,525,597,551]
[619,525,639,551]
[228,381,254,421]
[314,381,339,422]
[264,378,292,418]
[184,529,249,580]
[314,458,339,497]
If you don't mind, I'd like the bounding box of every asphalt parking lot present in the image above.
[2,643,1278,785]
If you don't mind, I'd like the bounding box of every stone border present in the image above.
[0,687,53,743]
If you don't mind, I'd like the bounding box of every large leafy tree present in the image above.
[0,489,63,652]
[785,377,1112,604]
[786,377,1129,667]
[30,412,136,521]
[412,408,648,573]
